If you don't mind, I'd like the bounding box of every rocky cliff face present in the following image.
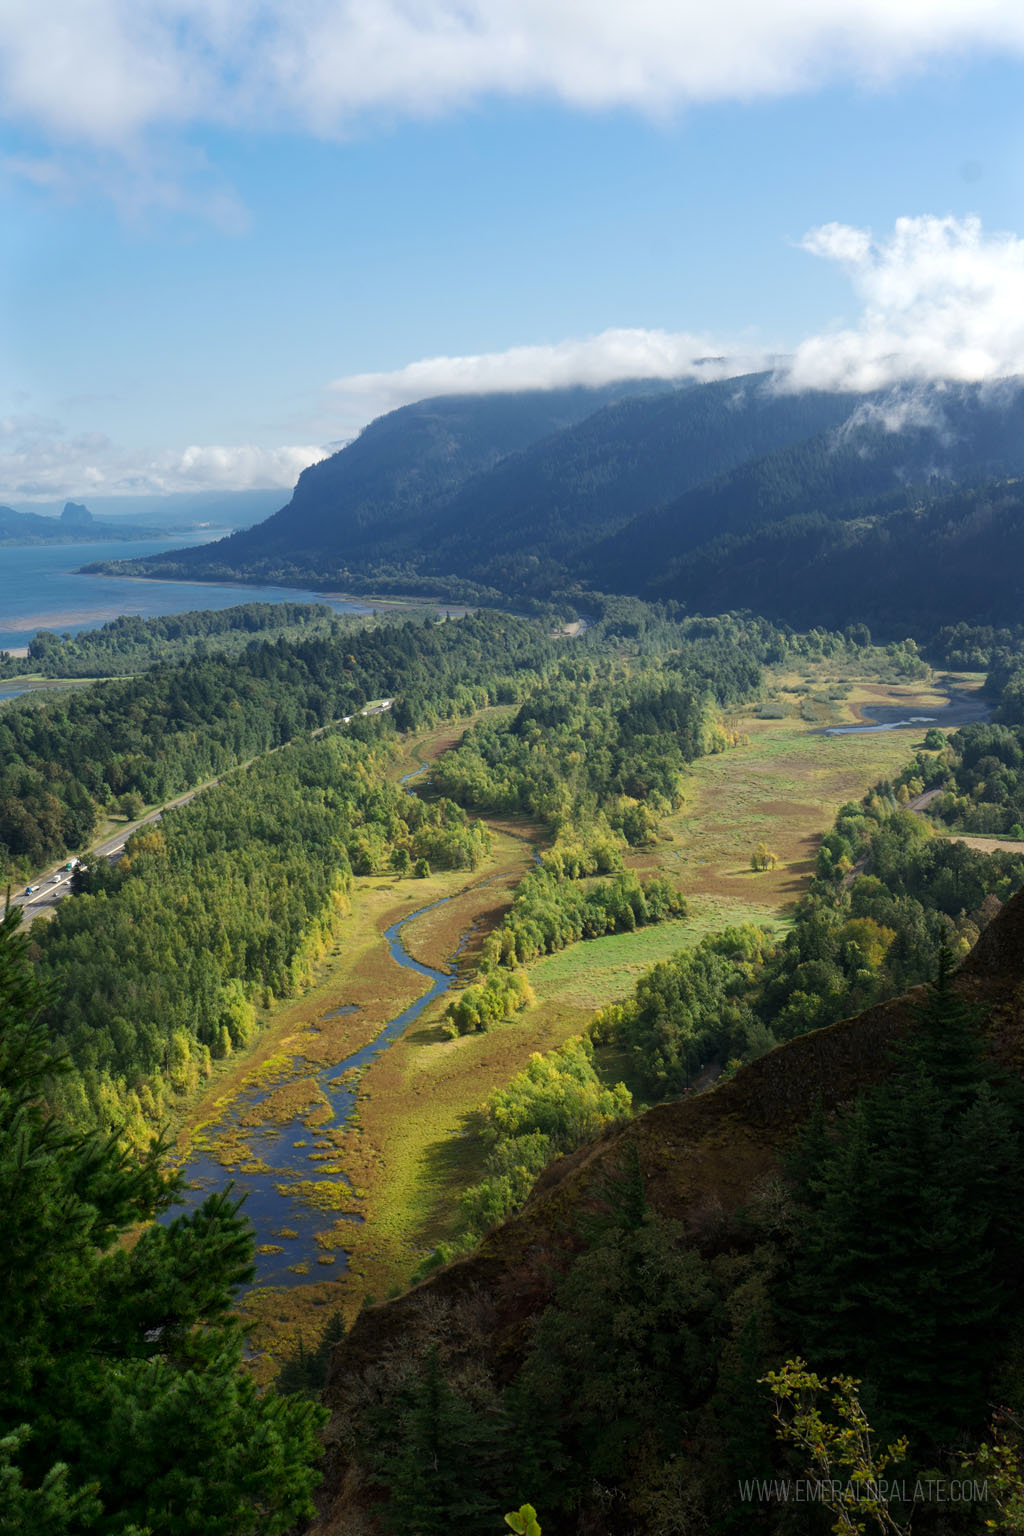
[60,501,93,525]
[309,888,1024,1534]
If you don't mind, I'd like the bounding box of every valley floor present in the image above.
[165,662,987,1371]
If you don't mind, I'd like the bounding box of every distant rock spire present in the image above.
[60,501,93,525]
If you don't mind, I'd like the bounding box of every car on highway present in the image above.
[24,886,35,896]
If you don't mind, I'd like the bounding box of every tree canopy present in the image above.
[0,905,326,1535]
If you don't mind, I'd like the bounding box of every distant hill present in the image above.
[0,500,166,545]
[18,488,285,532]
[60,500,93,527]
[86,375,1024,632]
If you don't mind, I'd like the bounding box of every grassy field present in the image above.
[174,664,989,1366]
[947,833,1024,853]
[627,666,986,911]
[520,664,985,1054]
[529,901,788,1014]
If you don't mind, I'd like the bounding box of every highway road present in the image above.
[9,782,211,921]
[6,698,393,923]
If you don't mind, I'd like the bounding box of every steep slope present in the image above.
[311,886,1024,1534]
[90,375,1024,624]
[415,375,861,594]
[98,383,671,585]
[637,477,1024,632]
[590,379,1024,594]
[87,376,861,593]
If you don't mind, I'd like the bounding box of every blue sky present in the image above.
[3,2,1024,498]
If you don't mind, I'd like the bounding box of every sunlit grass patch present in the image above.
[529,900,789,1012]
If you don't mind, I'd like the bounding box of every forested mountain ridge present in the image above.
[594,378,1024,589]
[92,382,669,585]
[86,374,863,593]
[407,376,861,593]
[88,376,1024,634]
[638,476,1024,631]
[312,888,1024,1535]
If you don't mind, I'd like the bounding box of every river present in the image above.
[0,535,371,652]
[162,894,468,1287]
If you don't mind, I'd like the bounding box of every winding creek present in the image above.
[160,687,993,1287]
[161,761,479,1288]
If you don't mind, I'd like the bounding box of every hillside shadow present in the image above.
[410,1109,487,1246]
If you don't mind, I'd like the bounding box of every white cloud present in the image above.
[155,443,325,491]
[9,212,1024,497]
[1,141,250,233]
[330,328,775,420]
[0,416,323,499]
[330,214,1024,423]
[782,214,1024,392]
[0,154,70,190]
[5,1,1024,151]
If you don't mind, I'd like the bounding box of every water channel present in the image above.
[160,762,473,1289]
[823,689,990,736]
[158,689,993,1283]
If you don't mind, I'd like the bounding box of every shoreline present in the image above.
[74,569,473,616]
[820,679,990,737]
[74,569,351,597]
[0,588,373,642]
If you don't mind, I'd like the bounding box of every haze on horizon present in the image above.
[4,1,1024,501]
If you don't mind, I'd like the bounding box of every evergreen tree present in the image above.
[0,1426,106,1536]
[576,1139,649,1245]
[707,1265,783,1532]
[515,1211,719,1498]
[372,1346,503,1536]
[275,1309,347,1399]
[896,944,994,1108]
[498,1382,565,1523]
[784,951,1024,1445]
[0,905,326,1535]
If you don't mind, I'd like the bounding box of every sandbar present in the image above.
[0,605,142,633]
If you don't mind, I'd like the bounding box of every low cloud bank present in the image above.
[0,422,322,500]
[330,331,773,419]
[783,214,1024,392]
[9,213,1024,497]
[333,214,1024,419]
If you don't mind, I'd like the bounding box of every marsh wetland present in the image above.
[158,662,988,1367]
